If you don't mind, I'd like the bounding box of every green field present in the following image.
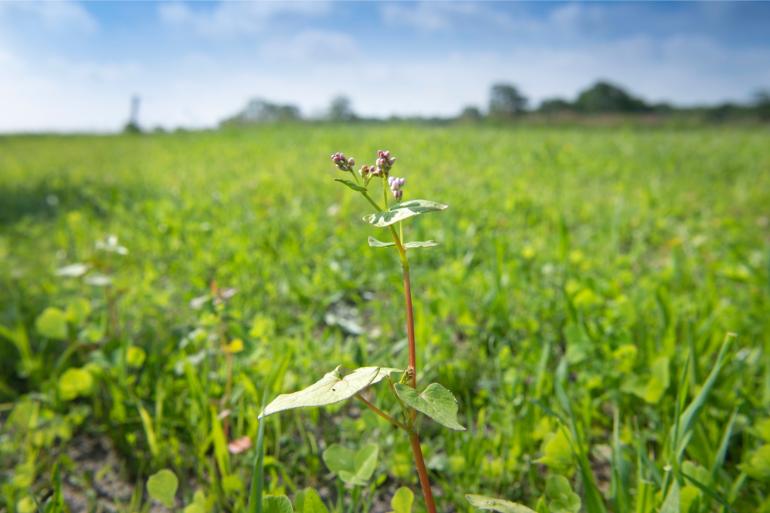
[1,125,769,513]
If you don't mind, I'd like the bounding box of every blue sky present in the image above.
[1,1,769,132]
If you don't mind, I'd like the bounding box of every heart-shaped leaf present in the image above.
[334,178,367,192]
[35,307,68,340]
[264,495,294,513]
[394,383,465,431]
[465,494,536,513]
[260,366,401,418]
[147,469,178,508]
[388,487,414,513]
[323,443,379,486]
[364,199,447,227]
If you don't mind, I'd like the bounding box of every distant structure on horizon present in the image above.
[124,95,141,133]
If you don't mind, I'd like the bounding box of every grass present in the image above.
[1,124,769,512]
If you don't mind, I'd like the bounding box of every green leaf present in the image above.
[184,504,205,513]
[404,240,439,249]
[545,475,580,513]
[184,490,207,513]
[368,237,439,249]
[296,488,328,513]
[465,494,537,513]
[670,334,734,461]
[660,481,680,513]
[66,298,91,324]
[622,356,669,404]
[535,429,573,472]
[394,383,465,431]
[127,346,146,368]
[368,237,395,248]
[147,469,178,508]
[334,178,367,192]
[58,367,94,401]
[363,199,448,227]
[264,496,294,513]
[741,444,770,480]
[322,443,379,486]
[35,307,68,340]
[260,366,400,418]
[388,487,414,513]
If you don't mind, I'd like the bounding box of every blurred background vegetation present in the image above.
[1,125,769,512]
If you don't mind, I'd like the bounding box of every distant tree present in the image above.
[574,81,650,113]
[222,98,301,125]
[538,98,573,114]
[457,105,483,122]
[706,102,744,122]
[488,83,528,118]
[651,102,675,114]
[327,95,356,121]
[754,90,770,121]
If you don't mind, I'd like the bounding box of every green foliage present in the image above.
[388,487,414,513]
[294,488,329,513]
[322,443,379,486]
[488,83,528,117]
[1,125,768,513]
[545,475,580,513]
[466,494,536,513]
[367,237,438,249]
[264,496,294,513]
[57,367,93,400]
[363,200,448,227]
[334,178,367,192]
[260,366,400,417]
[536,429,573,472]
[574,81,650,113]
[394,383,465,430]
[741,445,770,480]
[35,307,68,340]
[147,469,178,507]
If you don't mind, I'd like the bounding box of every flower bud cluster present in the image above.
[388,176,406,200]
[331,152,355,172]
[376,150,396,175]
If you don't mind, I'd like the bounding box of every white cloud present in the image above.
[0,0,97,33]
[381,2,517,31]
[158,1,330,38]
[260,30,358,61]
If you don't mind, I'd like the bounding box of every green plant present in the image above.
[258,150,461,512]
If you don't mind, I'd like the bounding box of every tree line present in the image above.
[220,80,770,126]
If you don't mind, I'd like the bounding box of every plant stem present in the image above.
[409,432,437,513]
[355,394,408,431]
[401,260,417,388]
[358,180,437,513]
[400,253,437,513]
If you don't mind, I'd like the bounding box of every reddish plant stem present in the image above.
[400,258,437,513]
[409,432,438,513]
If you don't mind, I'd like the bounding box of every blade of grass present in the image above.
[247,398,267,513]
[671,333,735,462]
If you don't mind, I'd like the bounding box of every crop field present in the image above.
[1,125,769,513]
